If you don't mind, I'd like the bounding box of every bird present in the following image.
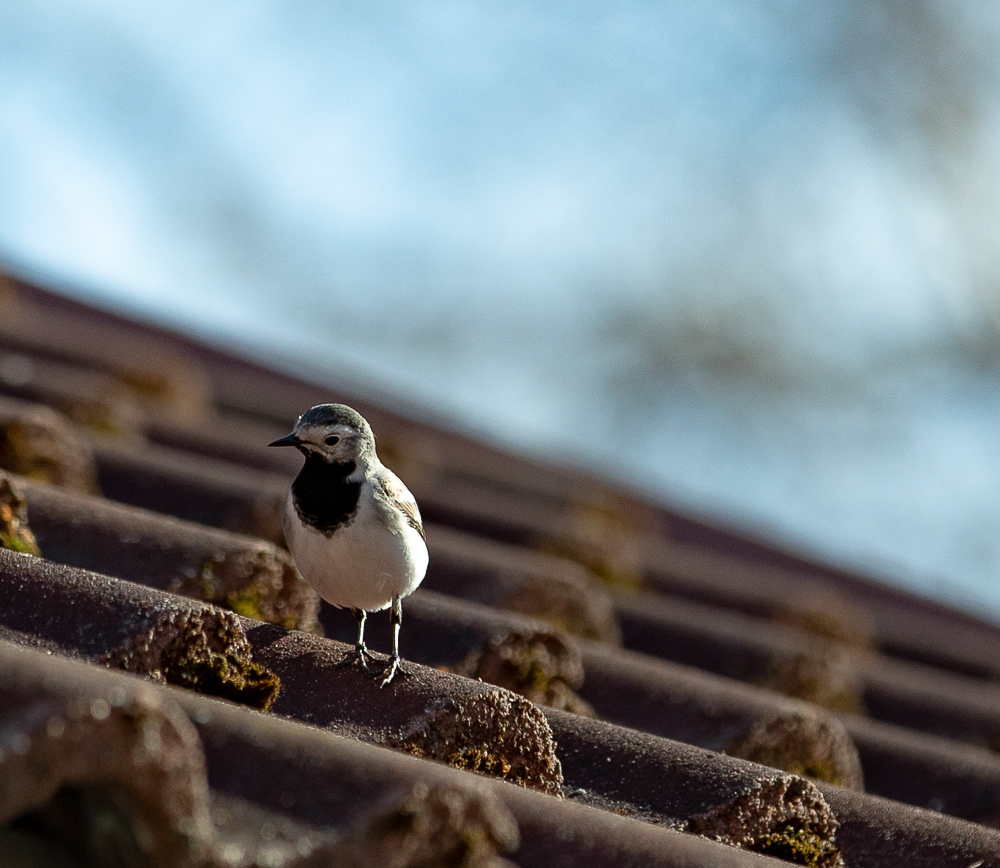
[268,403,428,686]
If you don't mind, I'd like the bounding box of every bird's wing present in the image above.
[378,471,426,541]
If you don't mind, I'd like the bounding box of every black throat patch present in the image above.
[291,456,361,535]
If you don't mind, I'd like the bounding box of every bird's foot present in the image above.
[374,655,408,687]
[336,644,379,673]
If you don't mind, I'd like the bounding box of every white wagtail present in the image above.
[269,403,428,686]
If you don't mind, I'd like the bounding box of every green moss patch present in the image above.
[446,746,513,778]
[226,586,266,621]
[159,642,281,711]
[752,824,842,867]
[462,633,594,715]
[170,554,319,633]
[101,608,281,711]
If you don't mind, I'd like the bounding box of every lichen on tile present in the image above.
[99,607,281,711]
[394,690,563,796]
[0,473,40,557]
[686,774,844,868]
[458,631,594,716]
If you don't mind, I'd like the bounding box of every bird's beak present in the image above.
[268,433,301,448]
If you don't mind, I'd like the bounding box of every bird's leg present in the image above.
[337,608,377,671]
[377,594,408,687]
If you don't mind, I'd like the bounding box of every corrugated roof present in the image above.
[2,271,1000,867]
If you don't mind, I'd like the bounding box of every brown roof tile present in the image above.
[7,274,1000,865]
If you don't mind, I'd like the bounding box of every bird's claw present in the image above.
[337,644,379,673]
[375,655,408,687]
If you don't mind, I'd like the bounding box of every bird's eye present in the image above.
[324,435,340,446]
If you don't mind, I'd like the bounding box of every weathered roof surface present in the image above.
[2,271,1000,866]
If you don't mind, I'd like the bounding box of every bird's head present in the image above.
[269,403,376,465]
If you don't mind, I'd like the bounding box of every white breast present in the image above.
[282,484,428,612]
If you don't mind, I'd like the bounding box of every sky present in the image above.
[5,1,1000,616]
